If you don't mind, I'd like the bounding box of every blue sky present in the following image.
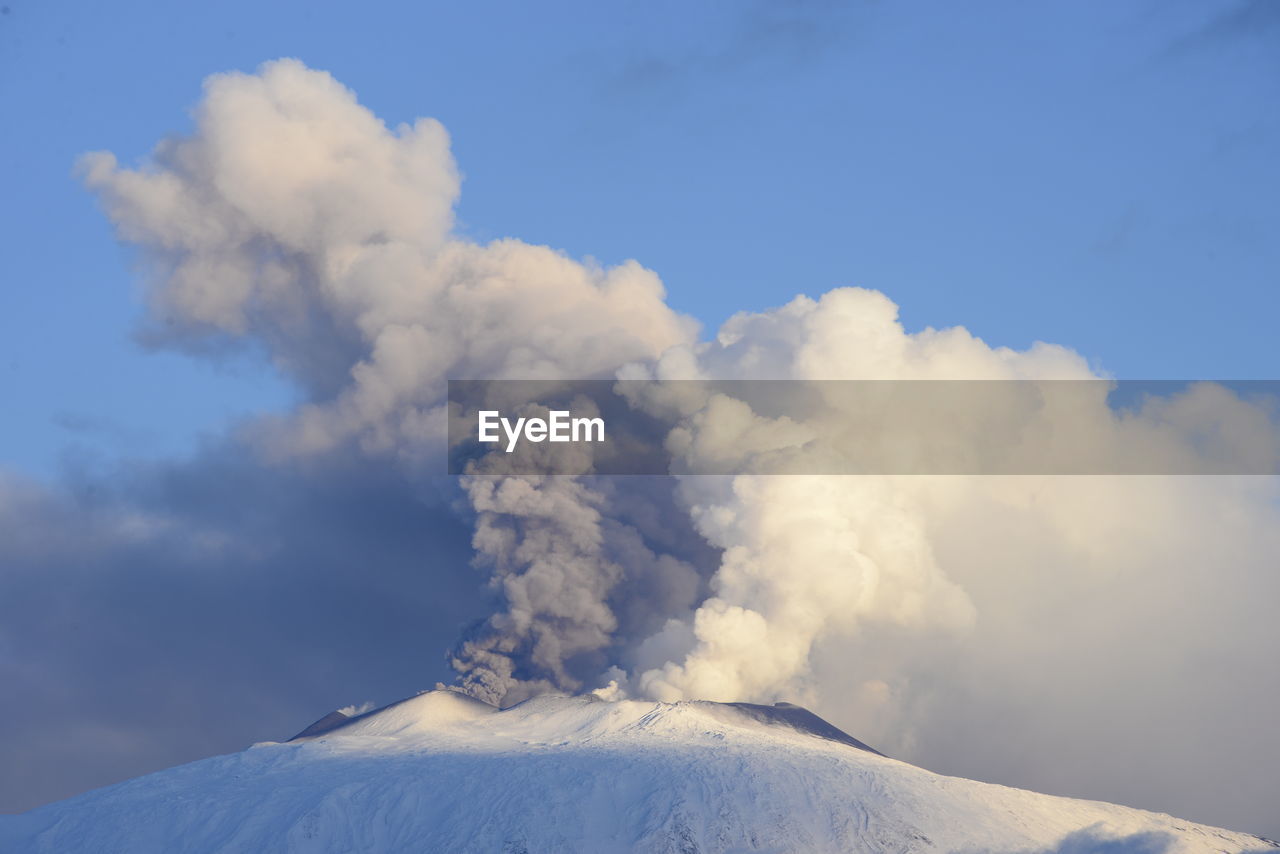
[1,2,1279,833]
[2,0,1277,477]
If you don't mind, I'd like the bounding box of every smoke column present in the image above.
[83,61,1280,825]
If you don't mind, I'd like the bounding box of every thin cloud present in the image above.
[602,0,867,99]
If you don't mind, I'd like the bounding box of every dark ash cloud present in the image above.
[0,446,482,813]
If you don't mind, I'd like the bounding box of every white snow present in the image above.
[0,691,1272,853]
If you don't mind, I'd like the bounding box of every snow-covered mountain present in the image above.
[1,690,1273,853]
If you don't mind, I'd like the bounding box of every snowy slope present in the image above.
[1,691,1273,854]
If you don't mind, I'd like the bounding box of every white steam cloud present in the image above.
[82,59,1280,831]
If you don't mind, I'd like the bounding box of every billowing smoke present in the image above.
[82,59,1280,832]
[605,289,1280,717]
[80,58,704,705]
[80,58,694,463]
[453,474,708,706]
[451,475,620,704]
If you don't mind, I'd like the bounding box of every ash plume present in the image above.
[78,58,1280,833]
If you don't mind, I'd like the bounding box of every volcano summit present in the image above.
[0,690,1272,853]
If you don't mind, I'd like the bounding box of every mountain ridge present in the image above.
[1,690,1274,853]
